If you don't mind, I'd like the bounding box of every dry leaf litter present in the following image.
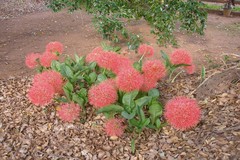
[0,68,239,159]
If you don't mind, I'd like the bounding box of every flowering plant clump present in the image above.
[164,97,201,130]
[26,42,201,150]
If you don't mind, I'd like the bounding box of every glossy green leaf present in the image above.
[135,96,152,108]
[148,89,160,98]
[121,111,136,120]
[72,94,85,106]
[122,91,138,107]
[97,105,124,114]
[97,74,107,83]
[60,64,74,78]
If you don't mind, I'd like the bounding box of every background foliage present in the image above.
[48,0,207,47]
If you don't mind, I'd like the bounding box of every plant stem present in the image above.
[171,70,183,83]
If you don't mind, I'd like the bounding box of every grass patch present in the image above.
[203,3,240,12]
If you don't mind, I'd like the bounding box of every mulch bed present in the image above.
[0,68,239,159]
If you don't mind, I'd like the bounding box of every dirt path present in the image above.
[0,9,240,79]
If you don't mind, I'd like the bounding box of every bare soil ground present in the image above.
[0,2,240,79]
[0,1,240,160]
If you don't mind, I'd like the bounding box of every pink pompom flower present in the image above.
[40,51,58,67]
[27,82,55,106]
[112,55,133,74]
[88,80,118,108]
[116,68,144,92]
[33,70,64,94]
[138,44,154,57]
[170,49,193,65]
[46,41,64,54]
[140,76,157,92]
[105,118,126,137]
[85,47,104,63]
[164,96,201,130]
[96,52,133,74]
[142,60,166,81]
[25,53,42,69]
[57,103,81,122]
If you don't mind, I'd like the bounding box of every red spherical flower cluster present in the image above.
[88,80,118,108]
[170,49,196,74]
[140,77,157,92]
[164,96,201,130]
[40,51,58,67]
[25,53,42,69]
[85,47,104,63]
[138,44,154,57]
[105,118,126,137]
[96,52,133,74]
[97,51,118,70]
[116,68,144,92]
[111,55,133,74]
[142,60,166,81]
[170,49,192,65]
[57,103,81,122]
[28,82,55,106]
[140,60,166,92]
[33,70,64,94]
[46,41,64,54]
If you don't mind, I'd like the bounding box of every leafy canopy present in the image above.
[49,0,207,46]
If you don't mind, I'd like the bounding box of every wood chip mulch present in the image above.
[0,70,239,160]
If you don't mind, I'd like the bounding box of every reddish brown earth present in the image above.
[0,7,240,79]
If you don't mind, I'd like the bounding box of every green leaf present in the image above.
[201,66,206,81]
[97,105,124,114]
[122,91,138,107]
[51,60,61,71]
[89,72,97,83]
[64,81,74,92]
[60,64,74,78]
[89,62,97,70]
[133,62,141,72]
[54,97,68,103]
[121,111,136,120]
[63,88,71,100]
[141,118,150,127]
[78,88,87,97]
[135,96,152,108]
[97,74,107,83]
[131,139,136,154]
[149,103,163,124]
[72,94,85,106]
[160,50,171,67]
[148,89,160,98]
[155,119,161,129]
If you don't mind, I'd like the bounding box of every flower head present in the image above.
[140,77,157,92]
[57,103,81,122]
[105,118,126,137]
[27,82,55,106]
[138,44,154,57]
[96,51,133,74]
[142,60,166,81]
[40,51,58,67]
[88,80,118,108]
[33,70,64,94]
[112,55,133,74]
[164,96,201,130]
[46,41,64,54]
[85,47,104,63]
[25,53,42,69]
[170,49,192,65]
[116,68,144,92]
